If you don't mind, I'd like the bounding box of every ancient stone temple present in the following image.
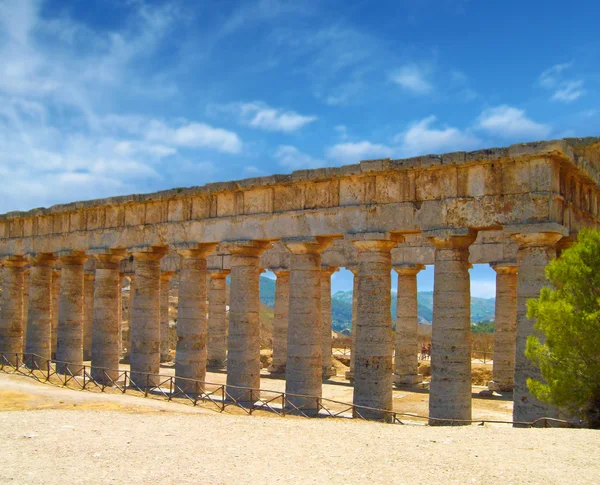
[0,137,598,424]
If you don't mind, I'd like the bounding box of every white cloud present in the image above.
[326,141,394,164]
[470,280,496,299]
[476,105,551,140]
[539,63,585,103]
[244,165,262,175]
[213,101,317,133]
[395,116,481,156]
[390,64,433,94]
[274,145,325,170]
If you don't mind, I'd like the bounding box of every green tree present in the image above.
[526,229,600,428]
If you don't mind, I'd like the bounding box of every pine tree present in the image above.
[526,229,600,428]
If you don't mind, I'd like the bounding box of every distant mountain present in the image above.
[259,276,496,332]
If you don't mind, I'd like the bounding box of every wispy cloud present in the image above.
[539,63,585,103]
[390,64,433,94]
[476,105,551,139]
[211,102,317,133]
[274,145,325,170]
[326,141,395,164]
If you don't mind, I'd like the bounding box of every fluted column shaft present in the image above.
[25,254,55,366]
[56,252,88,375]
[82,272,95,361]
[321,266,338,378]
[90,252,124,382]
[489,263,518,392]
[427,230,476,425]
[175,245,215,393]
[160,271,175,362]
[22,271,30,348]
[512,232,562,423]
[51,270,60,358]
[129,247,166,387]
[394,264,425,387]
[269,269,289,374]
[350,237,398,420]
[207,270,229,369]
[225,241,270,402]
[345,267,359,380]
[0,256,26,365]
[125,276,135,358]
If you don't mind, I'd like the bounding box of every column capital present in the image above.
[26,252,55,266]
[272,268,290,278]
[55,249,88,265]
[347,232,404,252]
[424,228,477,249]
[320,265,339,277]
[393,263,425,276]
[208,269,230,279]
[221,240,271,257]
[84,271,95,281]
[511,231,564,249]
[173,242,218,259]
[160,270,176,282]
[128,245,168,261]
[346,264,359,276]
[2,255,27,267]
[490,261,518,274]
[282,236,335,255]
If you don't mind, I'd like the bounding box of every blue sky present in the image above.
[1,0,597,296]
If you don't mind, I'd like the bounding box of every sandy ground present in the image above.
[1,373,599,485]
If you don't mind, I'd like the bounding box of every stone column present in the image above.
[268,269,289,374]
[56,251,88,375]
[123,275,135,360]
[224,240,270,402]
[89,250,124,383]
[349,233,400,420]
[51,269,61,358]
[25,253,55,366]
[207,270,230,370]
[321,265,338,379]
[174,244,216,393]
[82,272,95,361]
[159,271,175,362]
[129,246,167,388]
[425,228,477,425]
[345,266,359,380]
[394,264,425,387]
[117,274,124,358]
[512,231,563,424]
[283,237,333,412]
[488,262,518,392]
[22,269,30,348]
[0,256,26,365]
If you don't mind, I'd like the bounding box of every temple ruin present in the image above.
[1,136,599,425]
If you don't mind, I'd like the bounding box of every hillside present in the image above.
[260,277,496,332]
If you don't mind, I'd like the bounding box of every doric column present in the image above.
[321,265,338,379]
[159,271,175,362]
[345,266,359,380]
[0,256,26,365]
[55,251,88,375]
[207,269,230,369]
[512,231,564,424]
[349,233,401,420]
[117,273,124,358]
[125,275,135,358]
[174,244,217,393]
[89,250,125,383]
[25,253,55,366]
[22,269,30,348]
[129,246,167,387]
[82,272,95,361]
[425,228,477,425]
[223,240,271,402]
[393,263,425,387]
[283,237,333,412]
[51,269,61,358]
[488,262,518,392]
[268,269,289,374]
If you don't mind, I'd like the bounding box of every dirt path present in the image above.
[1,373,598,485]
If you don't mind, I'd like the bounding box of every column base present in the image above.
[322,365,337,379]
[394,373,423,388]
[207,359,227,371]
[488,380,513,392]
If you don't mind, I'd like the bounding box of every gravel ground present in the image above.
[1,373,598,485]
